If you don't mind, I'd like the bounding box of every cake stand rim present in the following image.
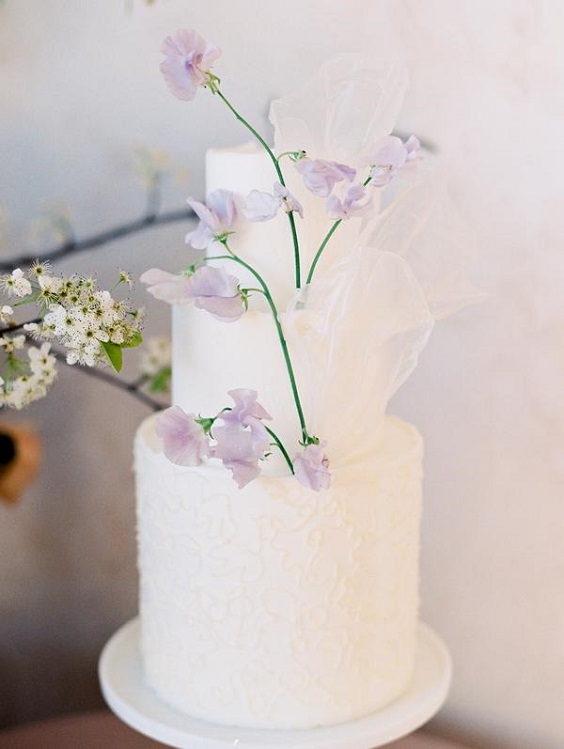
[98,618,451,749]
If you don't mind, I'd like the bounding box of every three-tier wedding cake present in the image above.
[132,31,448,732]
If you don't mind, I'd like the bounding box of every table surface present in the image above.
[0,712,478,749]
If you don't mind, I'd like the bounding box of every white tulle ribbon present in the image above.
[285,247,433,463]
[269,55,409,166]
[265,55,480,463]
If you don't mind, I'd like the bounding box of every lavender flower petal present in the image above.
[186,266,245,322]
[218,455,261,489]
[212,390,272,487]
[187,265,238,298]
[295,158,356,197]
[213,424,267,488]
[224,388,272,424]
[140,268,191,304]
[293,443,331,491]
[366,135,421,186]
[326,183,372,221]
[160,30,221,101]
[273,183,304,217]
[194,294,246,321]
[186,190,239,248]
[207,188,239,229]
[156,406,210,466]
[243,190,281,222]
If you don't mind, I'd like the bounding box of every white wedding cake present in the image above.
[133,143,426,729]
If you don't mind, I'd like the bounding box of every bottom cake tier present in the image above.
[134,414,423,730]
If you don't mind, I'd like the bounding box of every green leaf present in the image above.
[122,331,143,349]
[148,367,171,393]
[101,341,123,372]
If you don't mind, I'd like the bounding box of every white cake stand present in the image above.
[99,618,451,749]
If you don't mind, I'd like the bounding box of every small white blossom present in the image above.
[43,305,72,336]
[0,342,58,409]
[39,275,64,294]
[1,268,32,297]
[0,335,26,352]
[31,260,52,278]
[106,326,124,344]
[118,269,134,288]
[0,267,143,410]
[140,336,171,377]
[66,340,100,367]
[0,305,14,325]
[28,343,56,376]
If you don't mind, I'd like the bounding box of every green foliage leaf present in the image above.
[101,341,123,372]
[148,367,171,393]
[122,331,143,349]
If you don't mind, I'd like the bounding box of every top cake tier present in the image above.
[204,143,367,310]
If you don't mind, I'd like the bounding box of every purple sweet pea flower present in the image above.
[140,268,191,305]
[212,389,272,488]
[293,443,331,492]
[222,388,272,425]
[160,30,221,101]
[367,135,421,187]
[213,426,265,488]
[156,405,211,466]
[186,265,245,321]
[186,189,240,250]
[274,183,304,217]
[141,265,244,320]
[243,183,303,222]
[295,158,356,198]
[243,189,281,222]
[326,183,372,221]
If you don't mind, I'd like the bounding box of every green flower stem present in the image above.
[277,150,306,162]
[306,218,342,285]
[208,251,310,445]
[306,173,375,285]
[265,425,295,474]
[214,88,302,289]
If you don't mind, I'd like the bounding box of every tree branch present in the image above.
[47,345,164,412]
[0,206,195,271]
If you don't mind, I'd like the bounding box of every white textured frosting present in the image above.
[135,414,422,729]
